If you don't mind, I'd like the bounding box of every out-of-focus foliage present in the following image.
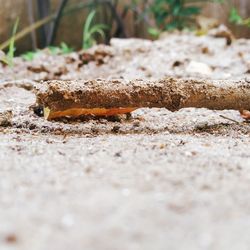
[1,0,249,63]
[146,0,226,37]
[48,42,74,54]
[21,51,37,61]
[82,10,108,49]
[21,42,73,61]
[149,0,203,31]
[212,0,250,28]
[0,18,19,67]
[229,7,250,27]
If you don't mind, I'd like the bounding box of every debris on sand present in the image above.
[208,25,235,45]
[240,109,250,120]
[186,61,212,76]
[0,110,12,127]
[79,45,114,66]
[0,31,249,82]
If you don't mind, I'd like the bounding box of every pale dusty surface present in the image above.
[1,128,250,250]
[1,32,250,250]
[1,31,250,82]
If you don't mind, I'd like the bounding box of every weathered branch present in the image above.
[36,78,250,119]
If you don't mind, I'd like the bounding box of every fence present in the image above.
[204,0,250,38]
[0,0,249,52]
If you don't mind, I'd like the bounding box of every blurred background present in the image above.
[0,0,249,54]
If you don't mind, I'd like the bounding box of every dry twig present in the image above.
[36,78,250,120]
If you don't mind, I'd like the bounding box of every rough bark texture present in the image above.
[36,78,250,113]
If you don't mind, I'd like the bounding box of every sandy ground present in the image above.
[1,29,250,250]
[1,124,250,250]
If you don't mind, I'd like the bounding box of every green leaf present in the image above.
[82,10,108,50]
[48,46,61,55]
[21,51,37,61]
[149,0,213,31]
[148,27,161,38]
[229,7,243,25]
[60,42,74,54]
[88,24,108,37]
[83,10,96,49]
[180,6,201,17]
[1,18,19,67]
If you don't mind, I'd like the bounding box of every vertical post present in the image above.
[26,0,38,50]
[37,0,51,48]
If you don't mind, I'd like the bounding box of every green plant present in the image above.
[150,0,205,31]
[82,10,108,50]
[147,0,224,36]
[229,7,250,28]
[0,18,19,67]
[60,42,74,54]
[48,42,74,55]
[148,27,162,38]
[21,51,38,61]
[21,42,73,61]
[0,1,96,51]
